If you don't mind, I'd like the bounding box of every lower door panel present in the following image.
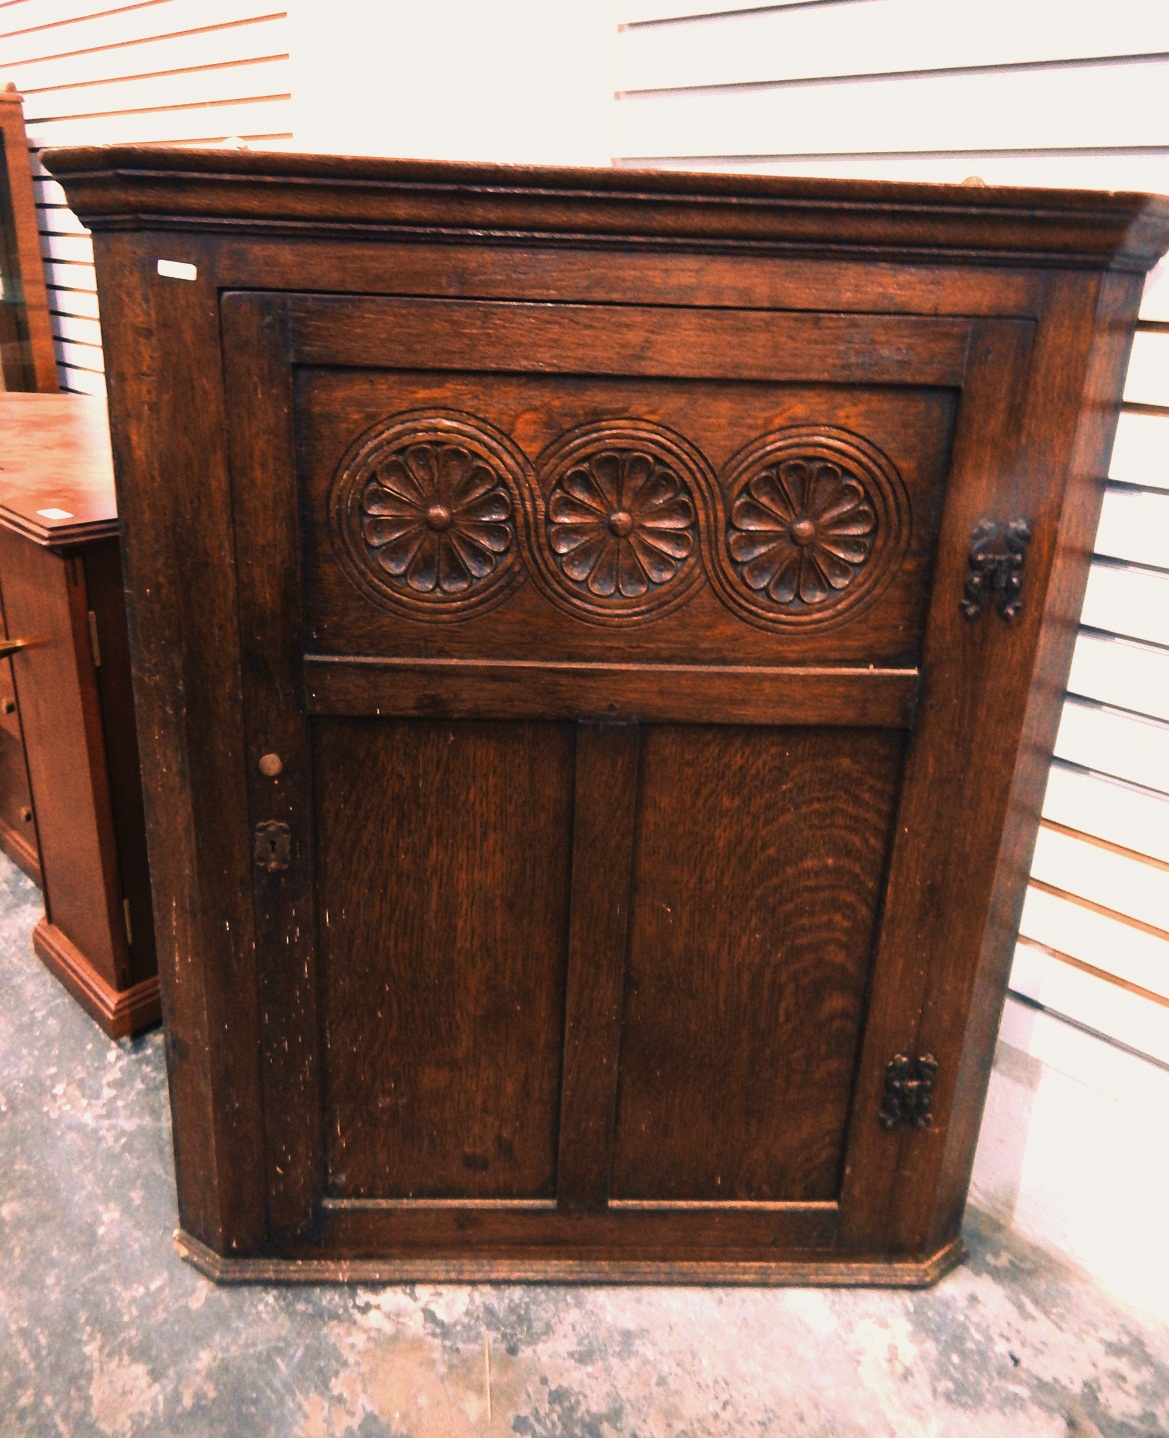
[308,717,904,1253]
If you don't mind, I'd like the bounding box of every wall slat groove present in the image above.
[619,50,1169,101]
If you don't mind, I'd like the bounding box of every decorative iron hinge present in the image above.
[253,819,292,873]
[961,518,1032,622]
[879,1053,938,1131]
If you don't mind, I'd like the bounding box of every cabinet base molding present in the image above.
[33,918,160,1038]
[0,815,41,886]
[174,1229,965,1288]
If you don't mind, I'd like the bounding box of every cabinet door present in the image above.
[221,289,1034,1269]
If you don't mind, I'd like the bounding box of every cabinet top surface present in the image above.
[0,395,116,546]
[43,145,1169,273]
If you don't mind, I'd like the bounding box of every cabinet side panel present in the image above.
[613,724,904,1203]
[314,716,575,1200]
[92,231,266,1251]
[922,268,1148,1251]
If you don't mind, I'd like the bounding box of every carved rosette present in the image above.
[714,428,909,628]
[330,412,528,618]
[533,423,710,621]
[728,458,875,604]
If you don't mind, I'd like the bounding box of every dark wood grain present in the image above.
[314,718,575,1200]
[556,722,640,1212]
[294,367,958,669]
[303,658,918,727]
[613,725,904,1203]
[835,317,1037,1254]
[45,145,1169,1279]
[40,143,1169,271]
[91,229,268,1253]
[220,292,323,1244]
[292,296,971,386]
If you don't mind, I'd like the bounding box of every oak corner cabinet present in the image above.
[44,146,1169,1284]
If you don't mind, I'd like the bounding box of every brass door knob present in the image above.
[0,637,35,660]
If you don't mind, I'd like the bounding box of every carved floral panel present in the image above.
[329,411,528,618]
[532,421,710,621]
[713,427,910,629]
[330,412,910,629]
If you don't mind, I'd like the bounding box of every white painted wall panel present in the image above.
[41,258,95,292]
[619,0,818,23]
[20,58,291,124]
[1093,485,1169,569]
[1030,826,1169,934]
[1010,941,1169,1062]
[2,0,292,392]
[1109,411,1169,489]
[629,151,1169,195]
[974,998,1169,1322]
[8,18,288,91]
[25,96,293,148]
[0,1,286,65]
[1043,764,1169,866]
[1079,562,1169,648]
[44,285,98,319]
[52,335,102,372]
[1019,888,1168,1003]
[1054,700,1169,794]
[1067,631,1169,722]
[49,310,100,346]
[1123,330,1169,407]
[614,59,1169,161]
[38,231,92,264]
[55,362,104,396]
[617,0,1169,95]
[1143,257,1169,321]
[35,202,87,235]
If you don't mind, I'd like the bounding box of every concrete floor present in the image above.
[1,853,1167,1438]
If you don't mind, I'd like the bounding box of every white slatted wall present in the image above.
[0,0,292,396]
[616,0,1169,1068]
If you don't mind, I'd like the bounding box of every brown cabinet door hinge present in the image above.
[879,1053,938,1130]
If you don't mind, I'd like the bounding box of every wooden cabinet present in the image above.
[46,147,1169,1281]
[0,595,40,884]
[0,394,158,1037]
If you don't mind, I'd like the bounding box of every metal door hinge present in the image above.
[961,518,1032,622]
[254,819,291,873]
[879,1053,938,1131]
